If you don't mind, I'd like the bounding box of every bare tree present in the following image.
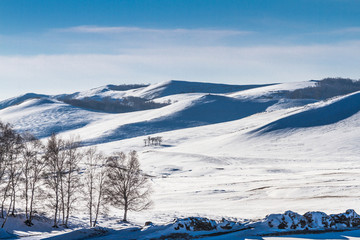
[0,182,10,219]
[0,122,9,188]
[156,137,162,146]
[85,147,106,227]
[62,137,82,227]
[144,136,162,146]
[44,133,66,228]
[105,151,152,222]
[0,122,23,228]
[0,122,11,219]
[22,132,46,226]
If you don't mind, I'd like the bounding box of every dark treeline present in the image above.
[0,121,152,228]
[287,78,360,100]
[106,84,149,91]
[63,96,169,113]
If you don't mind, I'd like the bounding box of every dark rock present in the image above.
[157,233,192,240]
[145,221,153,226]
[173,217,217,231]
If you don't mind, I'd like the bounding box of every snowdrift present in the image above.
[0,229,14,239]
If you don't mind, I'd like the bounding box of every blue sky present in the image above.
[1,0,360,99]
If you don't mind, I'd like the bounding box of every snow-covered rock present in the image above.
[303,211,335,229]
[264,209,360,231]
[331,209,360,228]
[173,217,218,231]
[265,210,307,230]
[170,217,244,232]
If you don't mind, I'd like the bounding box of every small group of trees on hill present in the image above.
[0,121,152,228]
[144,136,163,146]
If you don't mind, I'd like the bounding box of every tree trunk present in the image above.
[61,181,65,225]
[65,198,70,228]
[25,182,29,221]
[89,196,92,227]
[11,188,15,216]
[53,187,59,228]
[64,172,71,228]
[89,178,93,227]
[29,182,36,225]
[1,197,13,228]
[123,202,128,222]
[0,183,10,219]
[93,184,102,227]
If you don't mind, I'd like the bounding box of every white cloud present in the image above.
[1,41,360,100]
[56,25,253,36]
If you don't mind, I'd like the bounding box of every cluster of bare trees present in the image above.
[0,121,152,229]
[144,136,162,146]
[44,134,83,228]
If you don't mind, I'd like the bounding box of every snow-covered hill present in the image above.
[2,78,355,142]
[1,78,360,239]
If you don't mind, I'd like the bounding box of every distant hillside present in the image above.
[1,78,360,142]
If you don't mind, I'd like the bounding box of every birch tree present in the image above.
[22,132,45,226]
[85,147,106,227]
[44,133,65,228]
[62,137,82,227]
[105,151,152,222]
[0,122,23,228]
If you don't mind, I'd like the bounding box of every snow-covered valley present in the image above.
[1,78,360,239]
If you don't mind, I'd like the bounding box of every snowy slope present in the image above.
[0,80,284,141]
[126,80,273,99]
[1,79,360,239]
[0,79,328,142]
[228,80,317,99]
[255,91,360,133]
[0,93,49,110]
[78,94,277,144]
[0,98,105,138]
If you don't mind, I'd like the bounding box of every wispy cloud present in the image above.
[55,25,253,36]
[328,27,360,34]
[1,25,360,100]
[1,41,360,100]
